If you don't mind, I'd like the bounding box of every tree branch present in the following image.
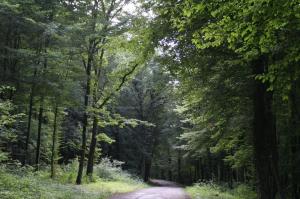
[97,63,139,109]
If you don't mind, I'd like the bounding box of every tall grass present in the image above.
[186,182,257,199]
[0,158,146,199]
[94,158,143,184]
[0,166,103,199]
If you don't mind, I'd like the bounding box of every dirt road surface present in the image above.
[109,180,191,199]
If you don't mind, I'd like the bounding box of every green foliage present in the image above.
[0,86,24,161]
[97,133,115,144]
[94,157,142,184]
[152,0,300,197]
[186,183,256,199]
[54,160,79,184]
[0,167,101,199]
[0,163,146,199]
[1,0,299,198]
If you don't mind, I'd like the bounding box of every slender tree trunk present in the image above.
[177,150,182,183]
[252,57,281,199]
[207,149,212,180]
[114,128,120,160]
[51,104,58,178]
[218,162,222,183]
[144,157,151,182]
[138,156,144,176]
[168,147,172,181]
[85,44,105,177]
[1,28,11,82]
[76,54,92,185]
[86,116,98,176]
[24,68,37,165]
[35,25,50,171]
[35,95,44,171]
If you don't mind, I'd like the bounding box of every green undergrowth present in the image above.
[0,159,146,199]
[186,182,256,199]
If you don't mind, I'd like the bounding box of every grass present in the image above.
[83,179,147,195]
[0,163,147,199]
[1,158,257,199]
[186,182,257,199]
[0,169,100,199]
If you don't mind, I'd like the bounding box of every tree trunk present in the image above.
[76,53,92,185]
[35,25,50,171]
[252,57,281,199]
[24,68,37,165]
[217,162,222,183]
[51,104,58,178]
[144,157,151,182]
[168,147,172,181]
[86,116,98,176]
[1,28,11,82]
[177,150,182,183]
[76,1,99,183]
[289,80,300,199]
[114,128,120,160]
[35,95,44,171]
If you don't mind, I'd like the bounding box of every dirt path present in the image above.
[109,180,191,199]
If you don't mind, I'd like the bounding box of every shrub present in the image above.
[94,157,142,184]
[0,166,104,199]
[55,160,79,184]
[186,182,256,199]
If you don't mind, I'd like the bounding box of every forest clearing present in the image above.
[0,0,299,199]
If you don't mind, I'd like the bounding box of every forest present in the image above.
[0,0,299,199]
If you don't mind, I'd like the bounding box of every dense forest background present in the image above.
[0,0,299,199]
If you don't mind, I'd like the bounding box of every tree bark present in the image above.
[35,95,44,171]
[177,150,182,183]
[144,157,151,182]
[86,116,98,176]
[168,147,172,181]
[252,57,281,199]
[35,22,50,171]
[24,68,37,165]
[51,103,58,178]
[114,128,120,160]
[76,53,92,184]
[289,80,300,199]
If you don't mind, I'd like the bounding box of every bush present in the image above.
[0,166,104,199]
[54,160,79,184]
[94,157,142,184]
[186,182,256,199]
[0,160,147,199]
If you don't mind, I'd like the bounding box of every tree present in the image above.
[152,0,300,197]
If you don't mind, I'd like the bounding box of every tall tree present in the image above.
[152,0,300,197]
